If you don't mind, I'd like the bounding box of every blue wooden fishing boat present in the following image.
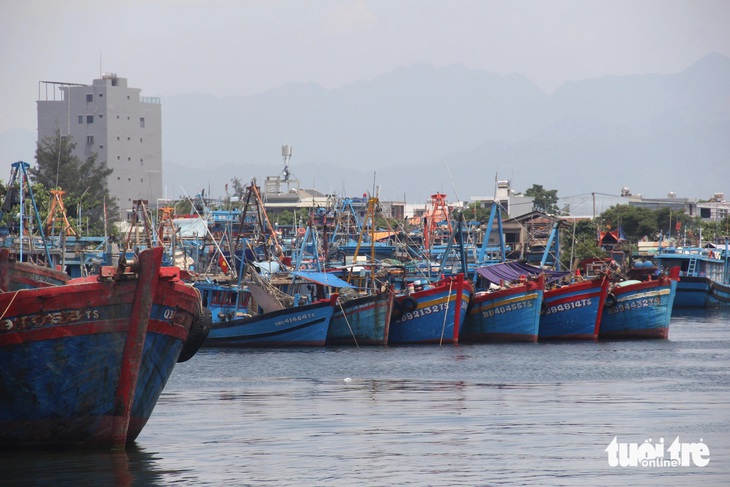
[461,271,545,343]
[540,277,609,341]
[289,268,393,347]
[328,291,393,346]
[598,267,679,340]
[655,243,730,307]
[0,247,207,448]
[198,277,337,348]
[388,273,472,345]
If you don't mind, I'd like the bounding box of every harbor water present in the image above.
[2,308,729,486]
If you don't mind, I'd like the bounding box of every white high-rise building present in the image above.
[37,74,162,219]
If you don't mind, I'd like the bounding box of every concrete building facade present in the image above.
[470,179,534,219]
[37,74,162,219]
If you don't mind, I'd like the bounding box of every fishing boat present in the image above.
[0,248,71,291]
[459,201,545,343]
[198,269,338,348]
[598,266,680,340]
[0,247,207,448]
[388,273,472,345]
[655,243,730,307]
[461,269,545,343]
[540,277,609,341]
[287,268,392,347]
[325,195,395,346]
[479,247,608,341]
[328,291,393,346]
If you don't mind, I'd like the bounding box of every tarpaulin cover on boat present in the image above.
[292,271,354,288]
[475,262,571,285]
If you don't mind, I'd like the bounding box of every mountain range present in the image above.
[3,53,729,214]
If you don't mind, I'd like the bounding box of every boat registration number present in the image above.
[606,297,661,315]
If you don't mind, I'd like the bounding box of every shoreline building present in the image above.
[37,74,162,219]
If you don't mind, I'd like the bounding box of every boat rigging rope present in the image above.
[0,290,21,321]
[336,296,359,348]
[439,279,454,346]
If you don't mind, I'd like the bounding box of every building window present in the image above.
[140,117,145,128]
[141,178,144,183]
[87,135,94,145]
[78,115,83,124]
[140,138,143,143]
[127,137,130,141]
[128,157,131,161]
[86,115,93,123]
[117,136,120,141]
[127,95,130,100]
[117,155,120,160]
[86,94,93,102]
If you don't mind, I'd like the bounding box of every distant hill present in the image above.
[161,53,730,205]
[4,53,729,211]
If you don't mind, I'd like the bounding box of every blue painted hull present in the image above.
[327,292,393,346]
[539,278,608,341]
[205,298,335,347]
[656,249,729,308]
[0,248,203,448]
[461,282,543,343]
[599,271,678,340]
[0,327,185,447]
[388,275,472,345]
[673,276,730,308]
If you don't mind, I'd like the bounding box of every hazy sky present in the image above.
[2,0,729,133]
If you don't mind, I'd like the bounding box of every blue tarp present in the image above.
[292,271,354,288]
[475,262,571,285]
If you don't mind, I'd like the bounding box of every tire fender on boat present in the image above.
[605,293,617,308]
[178,307,212,363]
[391,299,404,320]
[402,296,418,313]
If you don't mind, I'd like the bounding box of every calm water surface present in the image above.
[2,309,729,486]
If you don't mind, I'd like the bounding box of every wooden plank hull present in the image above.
[599,268,679,340]
[204,296,336,348]
[0,248,203,448]
[539,278,608,341]
[327,292,393,346]
[388,274,472,345]
[0,248,71,291]
[461,280,543,343]
[672,276,730,307]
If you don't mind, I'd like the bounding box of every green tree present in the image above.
[524,184,560,214]
[0,178,51,234]
[30,129,119,235]
[597,205,661,242]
